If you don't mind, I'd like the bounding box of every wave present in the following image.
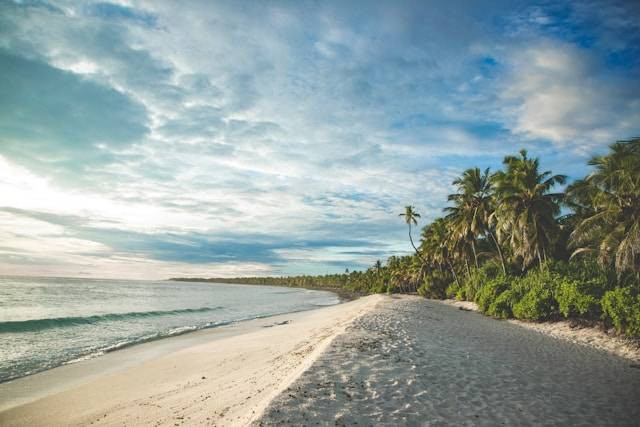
[0,307,224,333]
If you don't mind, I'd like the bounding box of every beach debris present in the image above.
[262,320,292,328]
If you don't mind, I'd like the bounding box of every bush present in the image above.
[474,275,511,314]
[547,259,613,286]
[601,287,640,336]
[555,279,602,319]
[512,285,557,321]
[369,282,387,294]
[445,281,462,300]
[463,267,491,302]
[486,289,518,319]
[510,269,559,321]
[418,270,451,299]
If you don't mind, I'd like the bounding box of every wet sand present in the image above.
[257,295,640,426]
[0,295,383,426]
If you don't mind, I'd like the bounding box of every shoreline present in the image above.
[440,299,640,363]
[169,278,363,302]
[2,295,639,425]
[0,294,382,426]
[0,282,344,386]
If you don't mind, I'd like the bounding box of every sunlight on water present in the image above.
[0,276,339,382]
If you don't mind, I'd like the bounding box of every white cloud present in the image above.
[0,0,638,277]
[501,41,640,150]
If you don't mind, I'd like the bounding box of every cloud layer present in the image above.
[0,0,638,278]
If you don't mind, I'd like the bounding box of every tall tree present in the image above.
[492,150,566,270]
[420,218,460,286]
[570,138,640,280]
[445,167,507,274]
[399,205,428,263]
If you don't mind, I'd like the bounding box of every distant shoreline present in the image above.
[170,277,363,301]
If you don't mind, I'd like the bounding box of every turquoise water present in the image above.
[0,276,339,383]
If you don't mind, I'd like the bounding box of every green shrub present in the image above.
[418,270,451,299]
[474,275,511,313]
[445,281,462,300]
[369,282,387,294]
[512,284,557,321]
[463,267,491,302]
[555,278,602,319]
[509,268,559,321]
[601,287,640,336]
[547,259,613,286]
[486,289,518,318]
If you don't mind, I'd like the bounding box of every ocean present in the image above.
[0,276,340,383]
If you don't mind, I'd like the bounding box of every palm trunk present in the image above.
[487,229,507,275]
[464,258,471,278]
[408,224,428,264]
[417,262,428,291]
[471,240,479,268]
[537,248,544,271]
[447,259,460,287]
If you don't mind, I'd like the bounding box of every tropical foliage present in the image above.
[174,138,640,337]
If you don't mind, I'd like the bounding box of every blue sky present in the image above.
[0,0,638,279]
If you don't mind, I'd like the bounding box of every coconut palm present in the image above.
[420,218,460,286]
[492,150,566,270]
[399,205,428,263]
[445,167,507,274]
[570,138,640,279]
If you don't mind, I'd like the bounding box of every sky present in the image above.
[0,0,639,279]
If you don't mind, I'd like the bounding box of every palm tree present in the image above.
[420,218,461,286]
[492,149,566,270]
[399,205,428,263]
[445,167,507,274]
[570,138,640,280]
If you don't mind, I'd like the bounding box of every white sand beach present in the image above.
[2,294,640,426]
[256,295,640,426]
[0,295,383,426]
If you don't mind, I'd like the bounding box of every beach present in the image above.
[257,295,640,426]
[0,294,383,426]
[441,299,640,363]
[2,294,640,426]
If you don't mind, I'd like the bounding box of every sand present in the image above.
[3,294,639,426]
[0,294,384,426]
[257,295,640,426]
[441,299,640,363]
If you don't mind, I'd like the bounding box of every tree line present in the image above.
[174,138,640,337]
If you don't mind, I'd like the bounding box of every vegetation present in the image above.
[173,138,640,337]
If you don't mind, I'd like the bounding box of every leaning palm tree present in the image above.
[399,205,428,263]
[569,138,640,280]
[492,150,566,270]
